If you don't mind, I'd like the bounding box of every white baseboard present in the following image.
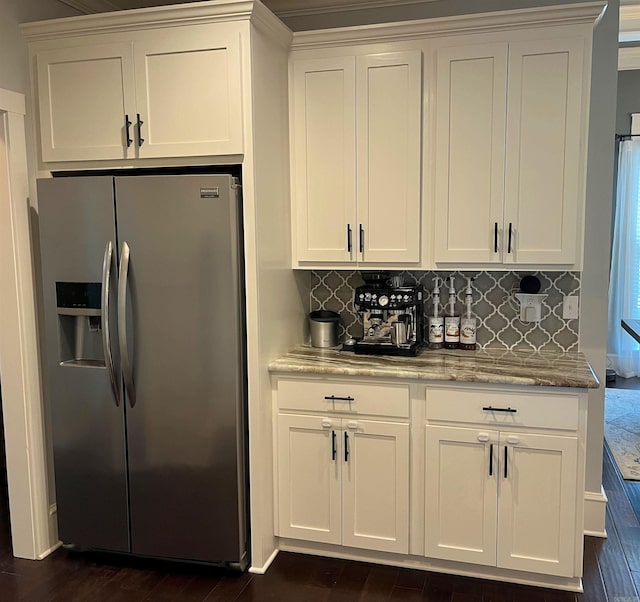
[249,548,279,574]
[584,487,608,538]
[36,540,62,560]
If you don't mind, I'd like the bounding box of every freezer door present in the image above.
[115,175,246,563]
[37,176,129,552]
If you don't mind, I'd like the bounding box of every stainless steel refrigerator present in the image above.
[37,174,247,569]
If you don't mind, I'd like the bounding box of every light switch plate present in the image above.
[563,295,579,320]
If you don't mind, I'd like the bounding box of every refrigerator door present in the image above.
[37,177,129,552]
[115,175,246,563]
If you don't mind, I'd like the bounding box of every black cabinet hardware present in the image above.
[347,224,352,253]
[494,222,498,253]
[482,406,517,413]
[359,224,364,253]
[489,443,494,476]
[324,395,354,402]
[136,113,144,147]
[331,431,336,461]
[344,432,350,462]
[507,222,513,253]
[504,446,508,478]
[125,114,132,148]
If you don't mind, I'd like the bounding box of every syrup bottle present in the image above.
[459,277,477,351]
[444,276,460,350]
[428,276,444,350]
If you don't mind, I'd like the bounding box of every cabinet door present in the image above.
[342,419,409,553]
[36,43,135,162]
[433,43,507,264]
[497,432,578,577]
[291,57,357,263]
[133,25,243,158]
[425,425,498,566]
[356,51,422,264]
[503,38,584,265]
[277,414,341,544]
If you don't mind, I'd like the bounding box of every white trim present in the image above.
[291,2,606,49]
[583,487,608,538]
[22,0,259,40]
[248,547,279,574]
[0,89,56,560]
[619,46,640,70]
[37,541,63,560]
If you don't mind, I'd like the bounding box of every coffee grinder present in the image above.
[353,273,424,356]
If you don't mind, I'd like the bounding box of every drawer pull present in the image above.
[489,443,494,476]
[506,435,520,445]
[331,430,337,461]
[321,418,332,428]
[325,395,354,402]
[477,433,489,442]
[482,406,517,413]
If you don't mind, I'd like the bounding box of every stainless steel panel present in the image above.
[115,175,246,563]
[37,177,128,552]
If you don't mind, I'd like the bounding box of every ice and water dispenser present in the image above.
[56,282,104,367]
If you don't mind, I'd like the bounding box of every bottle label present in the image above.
[460,317,477,345]
[428,317,444,343]
[444,316,460,342]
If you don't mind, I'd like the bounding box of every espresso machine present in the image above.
[353,274,424,356]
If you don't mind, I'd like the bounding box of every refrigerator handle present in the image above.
[101,241,120,407]
[118,241,136,408]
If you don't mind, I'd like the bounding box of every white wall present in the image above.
[581,0,620,515]
[0,0,81,513]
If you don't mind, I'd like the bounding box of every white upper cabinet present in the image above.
[29,19,245,164]
[434,34,586,267]
[291,50,422,267]
[133,27,243,159]
[503,38,584,265]
[356,52,422,264]
[36,43,136,162]
[433,43,507,265]
[292,56,357,263]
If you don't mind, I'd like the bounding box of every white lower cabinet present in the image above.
[425,398,580,578]
[277,412,410,553]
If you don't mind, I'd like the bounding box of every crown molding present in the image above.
[57,0,120,14]
[267,0,437,18]
[21,0,266,40]
[291,1,607,50]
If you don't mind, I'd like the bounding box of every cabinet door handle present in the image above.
[344,431,350,462]
[489,443,494,476]
[324,395,354,402]
[331,430,337,461]
[507,222,513,254]
[136,113,145,147]
[359,224,364,253]
[504,445,508,479]
[482,406,517,413]
[124,114,133,148]
[347,224,352,253]
[494,222,498,253]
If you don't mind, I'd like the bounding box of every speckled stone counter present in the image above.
[269,346,600,389]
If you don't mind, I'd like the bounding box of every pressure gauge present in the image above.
[378,295,389,307]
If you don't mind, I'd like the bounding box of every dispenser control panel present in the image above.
[56,282,101,309]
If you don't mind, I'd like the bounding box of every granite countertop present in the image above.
[269,346,600,389]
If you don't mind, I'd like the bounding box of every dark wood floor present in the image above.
[1,387,640,600]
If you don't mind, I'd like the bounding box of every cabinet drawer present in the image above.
[426,386,579,431]
[277,378,409,418]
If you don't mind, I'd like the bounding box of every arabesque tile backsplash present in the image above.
[310,270,580,353]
